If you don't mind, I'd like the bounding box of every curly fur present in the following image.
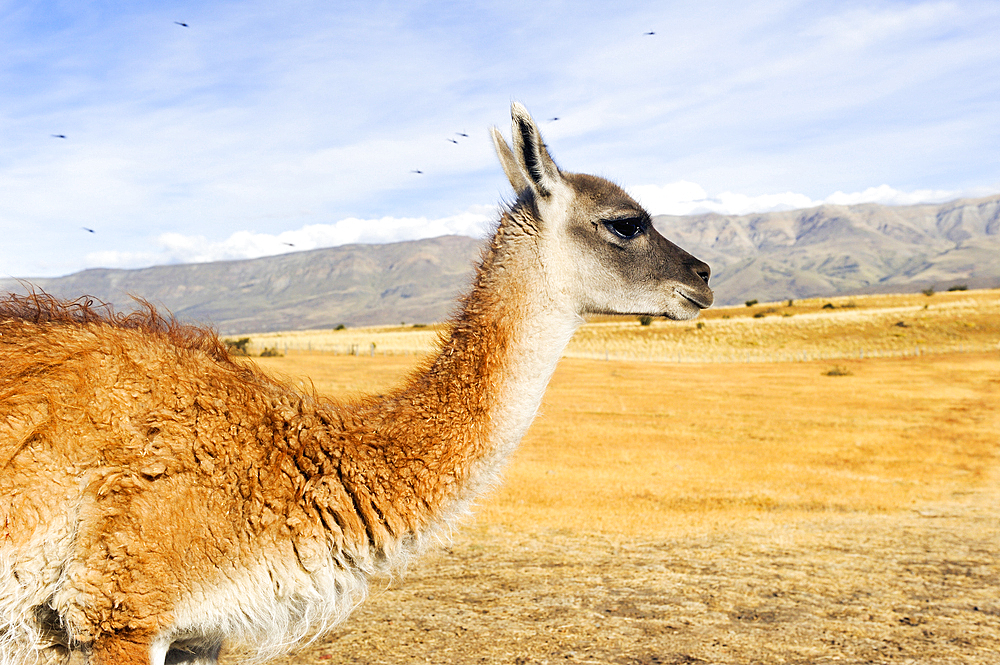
[0,285,516,663]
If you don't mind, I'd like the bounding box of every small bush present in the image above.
[223,337,251,355]
[822,303,834,310]
[334,324,346,331]
[786,299,794,307]
[259,346,283,357]
[696,321,705,329]
[639,315,653,326]
[745,299,758,307]
[947,284,968,292]
[753,311,767,318]
[922,287,935,296]
[824,365,853,376]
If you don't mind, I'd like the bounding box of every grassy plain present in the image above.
[240,288,1000,363]
[224,289,1000,664]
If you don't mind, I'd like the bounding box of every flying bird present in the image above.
[51,134,66,139]
[456,132,469,138]
[411,170,424,174]
[175,21,189,27]
[644,31,655,35]
[548,117,560,122]
[283,242,295,247]
[447,138,458,144]
[82,227,95,234]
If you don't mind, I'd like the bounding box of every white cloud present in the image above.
[822,185,965,207]
[83,207,496,269]
[80,181,985,272]
[630,182,969,217]
[630,182,819,216]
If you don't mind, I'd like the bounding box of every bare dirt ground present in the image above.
[225,487,1000,665]
[223,338,999,664]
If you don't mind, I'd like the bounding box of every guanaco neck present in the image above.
[323,207,582,557]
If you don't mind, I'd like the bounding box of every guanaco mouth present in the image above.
[676,287,713,310]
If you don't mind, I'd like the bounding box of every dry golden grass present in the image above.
[240,288,1000,363]
[253,353,421,399]
[237,324,442,357]
[233,292,1000,664]
[249,289,1000,536]
[253,351,999,539]
[570,288,1000,362]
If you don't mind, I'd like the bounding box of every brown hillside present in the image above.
[657,193,1000,306]
[3,195,998,330]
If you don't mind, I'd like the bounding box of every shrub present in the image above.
[947,284,968,292]
[786,299,794,307]
[822,303,834,310]
[696,321,705,329]
[335,324,346,330]
[639,315,653,326]
[922,287,935,296]
[745,299,758,307]
[824,365,853,376]
[223,337,251,355]
[259,346,283,357]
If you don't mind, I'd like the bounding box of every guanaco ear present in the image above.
[509,102,561,198]
[491,126,530,195]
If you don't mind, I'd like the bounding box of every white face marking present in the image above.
[540,183,711,320]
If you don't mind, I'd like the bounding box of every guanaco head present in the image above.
[491,103,714,320]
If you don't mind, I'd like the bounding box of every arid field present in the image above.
[237,288,1000,363]
[222,290,1000,664]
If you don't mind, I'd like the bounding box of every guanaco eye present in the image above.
[602,217,645,239]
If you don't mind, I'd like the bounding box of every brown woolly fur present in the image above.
[0,104,712,665]
[0,290,234,362]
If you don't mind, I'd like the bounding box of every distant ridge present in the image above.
[0,236,482,334]
[655,193,1000,306]
[3,195,998,332]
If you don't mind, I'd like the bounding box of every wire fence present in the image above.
[562,341,999,364]
[244,339,999,364]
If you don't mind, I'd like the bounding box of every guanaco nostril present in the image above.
[697,270,710,285]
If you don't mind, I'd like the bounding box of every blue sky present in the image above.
[2,0,998,277]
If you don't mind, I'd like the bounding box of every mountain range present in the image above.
[3,194,998,333]
[656,193,1000,306]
